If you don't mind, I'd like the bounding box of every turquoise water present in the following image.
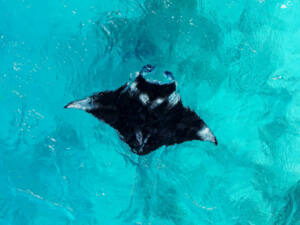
[1,0,300,224]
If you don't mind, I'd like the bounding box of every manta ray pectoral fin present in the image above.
[197,126,218,145]
[64,97,96,111]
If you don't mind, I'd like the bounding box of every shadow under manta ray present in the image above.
[65,65,217,155]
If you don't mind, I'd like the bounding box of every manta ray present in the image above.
[65,65,217,155]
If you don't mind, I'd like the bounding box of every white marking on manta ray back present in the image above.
[130,81,138,92]
[168,92,180,106]
[154,98,164,104]
[197,127,215,141]
[150,98,165,109]
[139,93,149,105]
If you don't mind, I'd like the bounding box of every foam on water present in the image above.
[1,0,300,224]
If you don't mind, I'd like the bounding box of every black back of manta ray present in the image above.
[65,65,217,155]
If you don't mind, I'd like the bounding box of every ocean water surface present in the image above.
[0,0,300,224]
